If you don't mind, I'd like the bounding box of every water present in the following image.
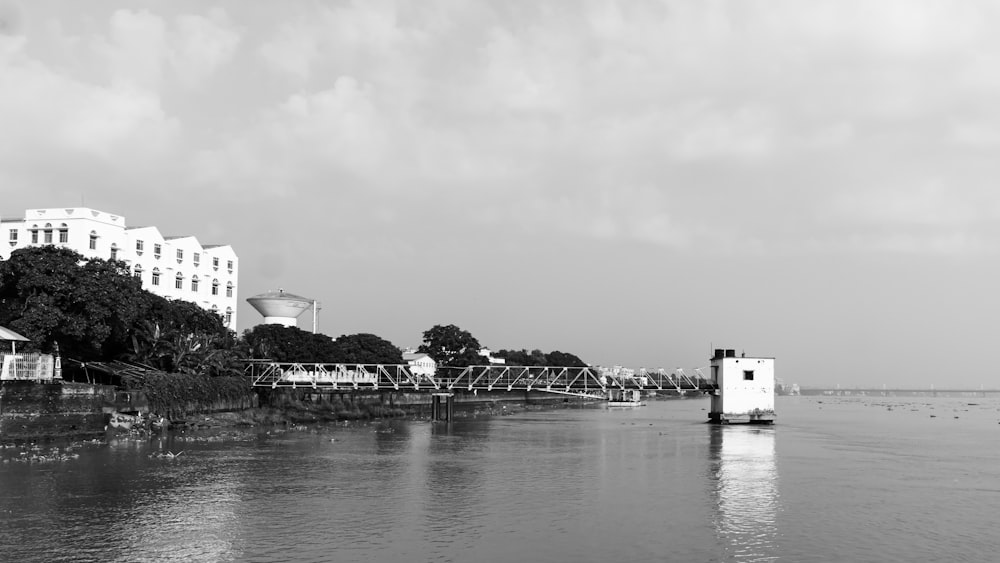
[2,395,999,562]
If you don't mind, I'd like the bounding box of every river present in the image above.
[1,395,998,562]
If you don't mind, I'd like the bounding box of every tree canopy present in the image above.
[0,246,241,374]
[242,326,403,365]
[417,324,483,367]
[0,246,146,360]
[330,333,403,364]
[495,348,588,367]
[243,324,339,363]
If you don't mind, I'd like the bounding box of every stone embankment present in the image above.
[1,380,595,441]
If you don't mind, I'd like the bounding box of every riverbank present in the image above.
[0,379,615,442]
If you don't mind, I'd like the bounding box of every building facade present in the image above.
[0,208,239,330]
[708,348,776,424]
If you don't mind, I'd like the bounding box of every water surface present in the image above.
[2,395,998,562]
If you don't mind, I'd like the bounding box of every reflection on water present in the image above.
[709,425,780,562]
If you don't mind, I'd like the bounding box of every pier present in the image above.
[245,361,717,420]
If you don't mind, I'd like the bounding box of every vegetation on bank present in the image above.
[0,246,592,420]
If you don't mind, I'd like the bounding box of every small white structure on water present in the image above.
[247,289,314,328]
[708,348,776,424]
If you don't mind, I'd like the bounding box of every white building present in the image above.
[708,349,776,424]
[477,347,506,365]
[403,352,437,378]
[0,208,239,330]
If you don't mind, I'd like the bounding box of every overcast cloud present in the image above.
[2,0,999,388]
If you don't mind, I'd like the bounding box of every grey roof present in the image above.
[247,289,313,301]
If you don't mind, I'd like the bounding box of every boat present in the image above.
[607,389,645,407]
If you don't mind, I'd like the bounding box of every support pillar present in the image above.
[431,393,454,421]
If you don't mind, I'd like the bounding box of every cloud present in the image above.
[192,76,396,195]
[9,0,1000,260]
[0,35,178,165]
[93,8,239,89]
[168,9,241,86]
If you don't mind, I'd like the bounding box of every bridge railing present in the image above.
[430,365,715,395]
[244,361,716,397]
[245,361,433,391]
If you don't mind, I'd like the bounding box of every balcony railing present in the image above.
[0,352,57,381]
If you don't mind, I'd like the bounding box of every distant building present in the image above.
[0,208,239,330]
[403,352,436,378]
[478,348,506,365]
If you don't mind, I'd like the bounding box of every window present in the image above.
[89,231,97,250]
[227,260,233,272]
[175,273,184,289]
[743,370,755,381]
[193,252,200,266]
[210,279,219,296]
[134,265,143,279]
[109,244,118,261]
[225,307,233,326]
[191,275,199,292]
[213,257,219,269]
[136,240,144,252]
[30,228,38,244]
[43,223,53,244]
[176,249,184,261]
[58,224,68,243]
[226,282,233,298]
[153,243,161,258]
[8,229,17,244]
[151,268,161,286]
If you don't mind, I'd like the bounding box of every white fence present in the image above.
[0,353,57,381]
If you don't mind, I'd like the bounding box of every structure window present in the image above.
[58,224,68,243]
[191,275,199,292]
[176,249,184,261]
[211,279,219,296]
[225,307,233,326]
[136,240,144,252]
[8,229,17,244]
[227,260,233,272]
[43,224,53,244]
[134,265,143,279]
[175,273,184,290]
[743,370,755,381]
[151,268,160,286]
[194,252,200,266]
[213,257,219,269]
[154,244,161,258]
[110,244,118,261]
[226,282,233,298]
[89,231,97,250]
[30,228,38,244]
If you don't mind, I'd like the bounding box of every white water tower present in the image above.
[247,289,316,329]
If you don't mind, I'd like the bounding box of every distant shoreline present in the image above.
[793,389,999,396]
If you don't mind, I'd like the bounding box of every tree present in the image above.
[242,324,339,363]
[496,349,532,365]
[417,324,483,367]
[495,348,588,367]
[330,333,403,364]
[545,350,588,367]
[0,247,147,360]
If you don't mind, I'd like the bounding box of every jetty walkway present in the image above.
[245,361,717,399]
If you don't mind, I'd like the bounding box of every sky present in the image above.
[2,0,999,389]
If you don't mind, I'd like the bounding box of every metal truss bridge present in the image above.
[245,362,717,399]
